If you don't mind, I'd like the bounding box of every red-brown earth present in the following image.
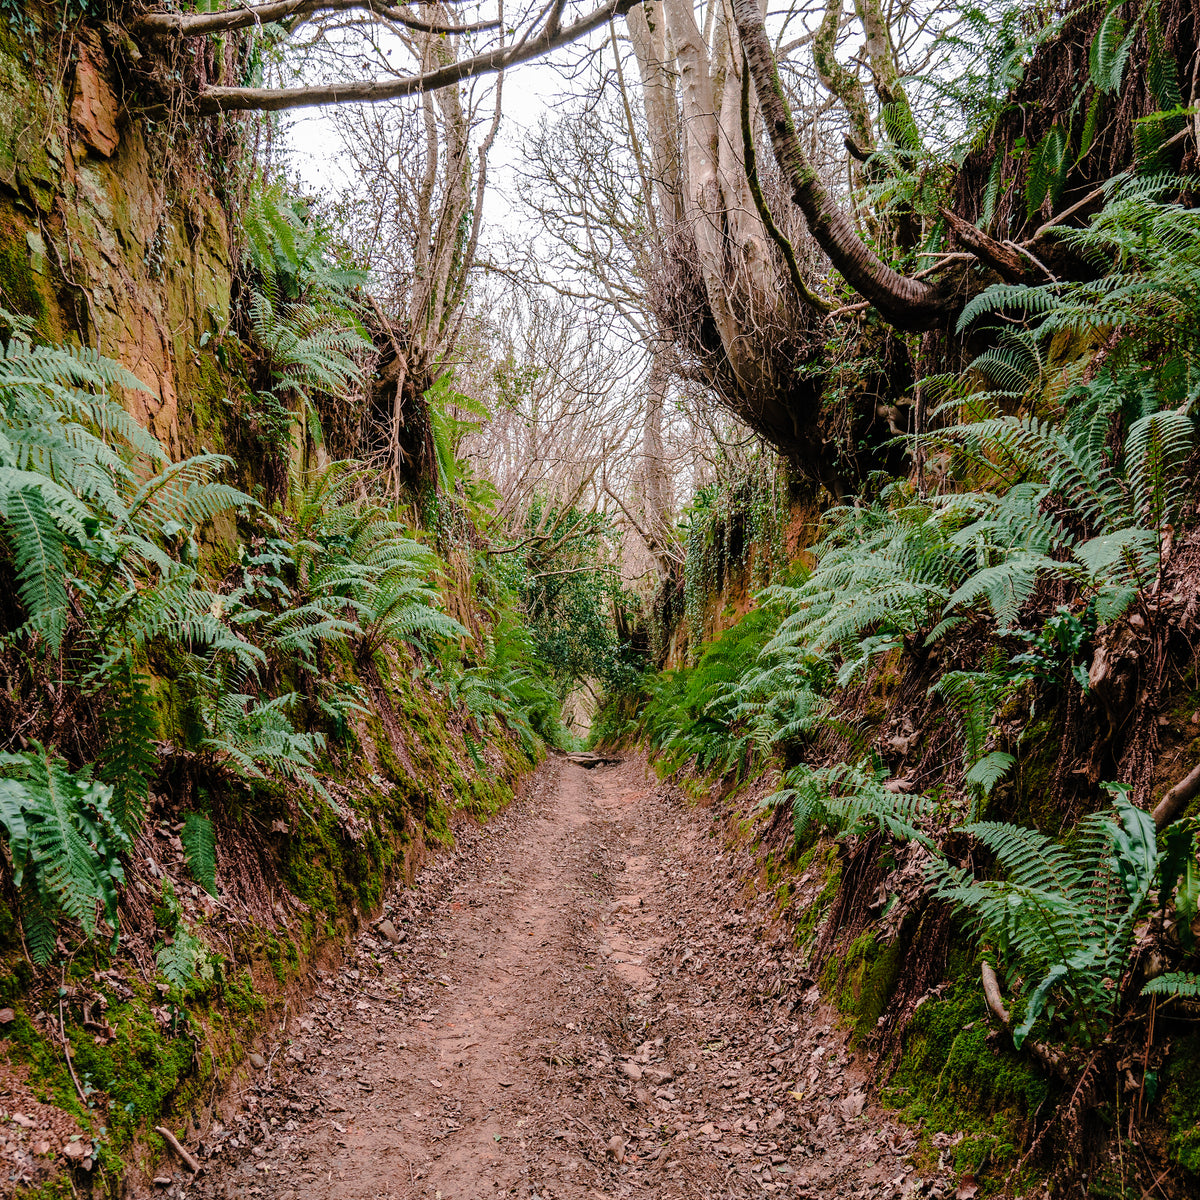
[169,755,955,1200]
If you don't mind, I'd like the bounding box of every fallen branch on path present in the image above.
[567,753,622,769]
[155,1126,201,1173]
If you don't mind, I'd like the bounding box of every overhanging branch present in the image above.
[730,0,950,330]
[191,0,630,113]
[740,56,833,315]
[135,0,495,38]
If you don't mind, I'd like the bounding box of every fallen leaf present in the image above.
[956,1175,979,1199]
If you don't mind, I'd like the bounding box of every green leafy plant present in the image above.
[0,312,248,651]
[930,791,1197,1050]
[240,182,371,454]
[288,463,466,658]
[1008,603,1097,691]
[154,880,213,991]
[181,812,217,896]
[762,758,937,849]
[0,746,131,962]
[933,666,1015,818]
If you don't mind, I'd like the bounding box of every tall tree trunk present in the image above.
[639,349,676,575]
[626,1,683,227]
[661,0,785,403]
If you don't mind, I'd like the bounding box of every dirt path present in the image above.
[181,756,946,1200]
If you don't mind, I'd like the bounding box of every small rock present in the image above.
[641,1066,674,1086]
[377,919,405,945]
[153,1176,172,1187]
[620,1061,643,1081]
[11,1113,35,1128]
[62,1140,89,1159]
[0,1008,15,1023]
[606,1135,626,1162]
[33,1140,51,1156]
[248,1052,266,1069]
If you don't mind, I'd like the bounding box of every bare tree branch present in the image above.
[135,0,496,38]
[191,0,631,113]
[731,0,950,329]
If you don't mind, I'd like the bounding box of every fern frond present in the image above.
[181,812,217,896]
[1141,972,1200,999]
[1,485,69,649]
[96,661,158,831]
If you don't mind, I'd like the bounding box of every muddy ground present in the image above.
[166,755,956,1200]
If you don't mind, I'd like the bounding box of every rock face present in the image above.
[71,34,120,158]
[0,27,236,467]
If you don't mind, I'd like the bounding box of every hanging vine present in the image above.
[679,455,789,663]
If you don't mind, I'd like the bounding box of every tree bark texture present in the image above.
[649,0,826,450]
[626,3,684,225]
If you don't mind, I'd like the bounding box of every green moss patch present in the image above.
[1160,1032,1200,1178]
[880,969,1050,1186]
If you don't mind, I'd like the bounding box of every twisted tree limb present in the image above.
[980,963,1073,1084]
[1152,761,1200,831]
[938,206,1030,283]
[730,0,950,330]
[740,57,833,314]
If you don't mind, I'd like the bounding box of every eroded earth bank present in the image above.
[180,756,951,1200]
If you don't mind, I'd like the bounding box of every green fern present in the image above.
[934,668,1014,816]
[241,181,370,452]
[764,759,937,850]
[156,930,207,991]
[96,661,158,832]
[1025,125,1067,221]
[1141,972,1200,999]
[194,687,329,799]
[930,789,1171,1049]
[0,745,131,962]
[181,812,217,896]
[287,465,467,658]
[1088,0,1135,94]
